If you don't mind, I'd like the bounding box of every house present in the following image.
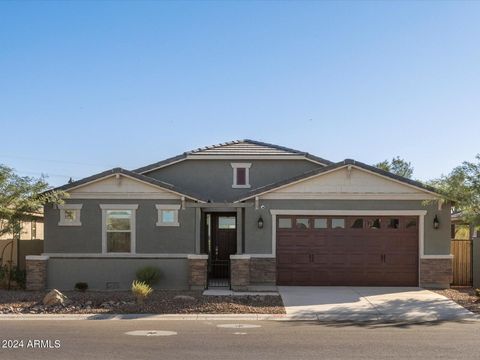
[1,212,44,270]
[26,140,453,291]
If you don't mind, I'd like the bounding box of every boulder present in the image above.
[173,295,196,302]
[43,289,67,306]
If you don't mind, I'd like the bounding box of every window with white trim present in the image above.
[156,204,181,226]
[58,204,82,226]
[100,204,137,254]
[231,163,251,188]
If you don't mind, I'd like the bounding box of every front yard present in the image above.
[0,289,285,315]
[433,286,480,314]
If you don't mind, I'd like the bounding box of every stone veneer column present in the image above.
[230,255,251,291]
[26,255,49,291]
[188,254,208,290]
[419,257,453,289]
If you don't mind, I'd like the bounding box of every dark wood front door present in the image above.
[209,213,237,280]
[276,215,419,286]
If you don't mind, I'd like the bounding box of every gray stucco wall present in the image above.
[243,199,451,256]
[44,199,196,254]
[144,159,321,202]
[47,258,188,290]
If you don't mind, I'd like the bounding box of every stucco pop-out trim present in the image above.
[100,204,138,255]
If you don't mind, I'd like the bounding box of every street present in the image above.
[0,320,479,360]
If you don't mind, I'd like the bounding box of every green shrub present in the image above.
[131,280,153,304]
[74,282,89,292]
[10,267,26,289]
[135,266,160,286]
[475,289,480,297]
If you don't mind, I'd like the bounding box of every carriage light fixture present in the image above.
[257,216,264,229]
[433,215,440,229]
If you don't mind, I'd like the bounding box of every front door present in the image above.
[208,213,237,285]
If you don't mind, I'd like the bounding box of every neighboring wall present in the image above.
[0,219,44,240]
[44,199,196,254]
[243,199,451,256]
[144,159,321,202]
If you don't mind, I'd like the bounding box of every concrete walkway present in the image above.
[278,286,474,322]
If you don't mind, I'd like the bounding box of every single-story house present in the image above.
[26,140,452,291]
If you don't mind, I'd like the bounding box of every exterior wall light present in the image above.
[433,215,440,229]
[257,216,264,229]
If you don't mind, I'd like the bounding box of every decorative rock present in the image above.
[43,289,67,306]
[173,295,196,302]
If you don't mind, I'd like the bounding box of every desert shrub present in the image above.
[10,267,26,289]
[131,280,153,304]
[74,282,89,292]
[135,266,160,286]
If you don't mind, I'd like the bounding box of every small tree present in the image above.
[429,155,480,227]
[375,157,414,179]
[0,165,66,287]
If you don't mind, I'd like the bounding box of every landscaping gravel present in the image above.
[433,286,480,314]
[0,289,285,315]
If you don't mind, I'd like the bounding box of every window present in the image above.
[231,163,251,188]
[31,220,37,240]
[100,204,137,254]
[368,218,381,229]
[278,218,292,229]
[388,218,400,229]
[218,216,236,229]
[296,218,310,229]
[156,204,181,227]
[314,218,327,229]
[58,204,82,226]
[332,219,345,229]
[351,218,364,229]
[406,218,418,229]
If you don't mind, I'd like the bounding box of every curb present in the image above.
[0,313,289,321]
[0,313,478,322]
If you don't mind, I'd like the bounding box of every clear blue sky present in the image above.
[1,1,479,187]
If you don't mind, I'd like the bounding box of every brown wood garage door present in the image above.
[276,215,419,286]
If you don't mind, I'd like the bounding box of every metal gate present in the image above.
[207,259,230,288]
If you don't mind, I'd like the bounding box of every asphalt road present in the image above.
[0,319,479,360]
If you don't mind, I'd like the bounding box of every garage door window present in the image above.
[296,218,310,229]
[350,218,364,229]
[332,219,345,229]
[368,218,381,229]
[388,218,400,229]
[314,218,327,229]
[406,218,418,230]
[278,218,292,229]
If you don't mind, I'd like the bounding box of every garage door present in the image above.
[276,215,419,286]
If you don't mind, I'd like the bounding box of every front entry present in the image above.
[207,213,237,287]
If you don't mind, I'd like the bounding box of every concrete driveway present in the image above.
[278,286,474,322]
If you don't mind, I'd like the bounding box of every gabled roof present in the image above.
[52,168,206,202]
[234,159,441,202]
[133,139,332,174]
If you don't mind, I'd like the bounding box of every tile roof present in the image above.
[50,168,206,202]
[133,139,332,173]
